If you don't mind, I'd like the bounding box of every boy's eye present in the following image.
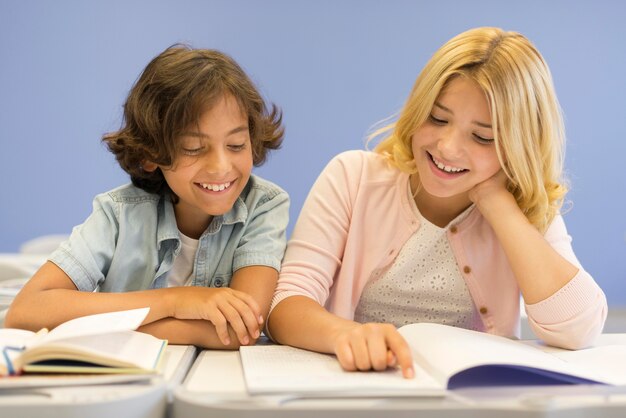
[473,134,494,145]
[228,143,247,152]
[428,114,447,125]
[182,147,204,156]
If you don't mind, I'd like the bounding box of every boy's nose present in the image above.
[204,151,231,174]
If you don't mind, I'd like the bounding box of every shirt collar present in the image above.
[203,196,248,235]
[156,195,181,250]
[157,193,249,247]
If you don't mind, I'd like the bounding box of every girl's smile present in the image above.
[427,151,468,178]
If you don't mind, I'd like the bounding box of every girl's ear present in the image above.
[142,161,159,172]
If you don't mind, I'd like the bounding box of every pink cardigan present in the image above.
[272,150,607,349]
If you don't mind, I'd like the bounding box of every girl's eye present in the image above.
[473,134,494,145]
[429,114,447,125]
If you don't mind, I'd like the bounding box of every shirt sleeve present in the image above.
[524,215,608,349]
[270,151,360,312]
[48,195,119,292]
[233,187,290,273]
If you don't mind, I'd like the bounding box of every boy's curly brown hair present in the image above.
[103,45,283,195]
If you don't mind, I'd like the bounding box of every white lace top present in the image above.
[353,186,479,329]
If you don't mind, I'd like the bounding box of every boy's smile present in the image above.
[197,181,234,192]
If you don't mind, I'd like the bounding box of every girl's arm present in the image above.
[4,261,263,346]
[268,296,415,378]
[470,171,607,348]
[268,151,415,377]
[470,171,577,303]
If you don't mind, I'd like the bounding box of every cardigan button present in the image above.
[479,307,488,315]
[463,266,471,274]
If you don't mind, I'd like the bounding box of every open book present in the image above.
[1,308,167,377]
[240,323,626,396]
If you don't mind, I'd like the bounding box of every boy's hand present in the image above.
[332,323,414,378]
[169,287,263,346]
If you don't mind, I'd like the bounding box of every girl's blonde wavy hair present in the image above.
[374,27,567,233]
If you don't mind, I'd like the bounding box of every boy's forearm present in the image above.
[6,287,175,331]
[138,317,249,349]
[6,261,178,331]
[229,265,279,327]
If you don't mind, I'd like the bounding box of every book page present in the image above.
[0,328,35,375]
[0,372,154,389]
[545,345,626,385]
[33,307,150,346]
[397,323,608,386]
[240,345,443,397]
[21,330,166,372]
[0,328,35,346]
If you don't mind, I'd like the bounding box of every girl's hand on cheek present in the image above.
[332,323,414,379]
[468,170,516,215]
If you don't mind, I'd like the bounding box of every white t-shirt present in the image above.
[166,231,199,287]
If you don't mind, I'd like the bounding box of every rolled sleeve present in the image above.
[233,187,289,273]
[49,198,118,292]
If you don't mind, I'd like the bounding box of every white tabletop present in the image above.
[0,344,196,418]
[173,335,626,418]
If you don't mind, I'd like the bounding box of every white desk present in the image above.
[173,335,626,418]
[0,344,197,418]
[0,252,47,326]
[0,253,47,280]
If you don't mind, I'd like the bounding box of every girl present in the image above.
[267,27,607,378]
[6,45,289,349]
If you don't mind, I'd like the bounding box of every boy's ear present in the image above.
[142,161,159,172]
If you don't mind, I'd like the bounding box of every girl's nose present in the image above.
[437,128,464,159]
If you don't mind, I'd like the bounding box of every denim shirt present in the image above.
[49,175,289,292]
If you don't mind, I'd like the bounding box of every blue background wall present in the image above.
[1,1,625,305]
